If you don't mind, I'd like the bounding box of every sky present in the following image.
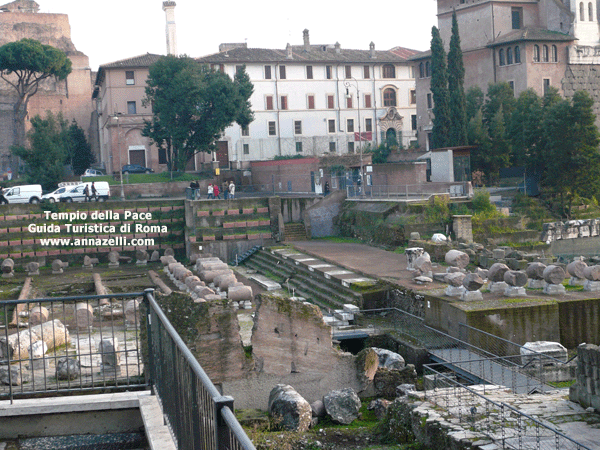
[37,0,439,71]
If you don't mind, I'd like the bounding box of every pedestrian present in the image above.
[0,185,7,205]
[222,181,229,200]
[190,180,199,199]
[228,181,235,199]
[84,184,90,202]
[91,182,98,201]
[324,181,330,196]
[207,183,214,199]
[213,183,221,199]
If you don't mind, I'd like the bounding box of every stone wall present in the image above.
[542,218,600,244]
[570,343,600,411]
[303,190,346,238]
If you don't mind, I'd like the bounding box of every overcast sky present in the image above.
[37,1,439,70]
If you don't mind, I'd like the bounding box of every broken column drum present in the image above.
[542,265,566,295]
[487,263,510,293]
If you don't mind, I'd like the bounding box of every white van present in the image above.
[58,181,110,203]
[1,184,42,204]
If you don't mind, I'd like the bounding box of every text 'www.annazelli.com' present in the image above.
[38,237,155,247]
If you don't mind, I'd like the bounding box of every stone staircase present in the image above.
[242,248,369,310]
[283,222,307,241]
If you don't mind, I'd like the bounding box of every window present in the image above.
[515,46,521,63]
[329,142,336,152]
[365,118,373,132]
[383,88,397,107]
[410,89,416,105]
[243,144,250,155]
[364,94,372,108]
[580,2,585,21]
[159,148,167,164]
[508,81,515,93]
[427,93,433,109]
[125,71,135,85]
[241,125,249,137]
[363,65,370,79]
[306,65,313,79]
[347,119,355,133]
[551,45,558,62]
[425,61,431,77]
[265,65,272,79]
[411,114,417,131]
[589,2,594,21]
[533,45,540,62]
[235,65,244,75]
[280,95,288,110]
[507,47,513,65]
[543,45,549,62]
[295,142,303,153]
[499,49,505,66]
[211,64,224,73]
[127,101,137,115]
[346,95,353,109]
[345,65,352,79]
[268,121,277,136]
[326,65,333,79]
[419,62,424,78]
[327,94,335,109]
[328,119,336,133]
[543,78,551,95]
[382,64,396,78]
[266,95,274,110]
[348,142,355,153]
[512,7,522,29]
[307,95,315,109]
[294,120,302,135]
[279,65,286,79]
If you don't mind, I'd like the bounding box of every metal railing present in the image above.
[346,182,471,200]
[143,289,256,450]
[423,365,592,450]
[1,293,146,402]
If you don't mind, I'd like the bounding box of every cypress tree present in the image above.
[447,11,468,146]
[430,26,451,149]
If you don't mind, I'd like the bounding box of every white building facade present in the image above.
[197,31,420,167]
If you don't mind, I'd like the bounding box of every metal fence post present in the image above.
[215,395,235,450]
[143,289,155,392]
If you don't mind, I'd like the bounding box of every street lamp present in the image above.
[113,113,125,201]
[344,77,363,194]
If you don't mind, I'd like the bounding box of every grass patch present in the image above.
[313,236,365,244]
[82,171,207,185]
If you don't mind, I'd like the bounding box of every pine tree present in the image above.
[430,26,451,149]
[447,11,468,146]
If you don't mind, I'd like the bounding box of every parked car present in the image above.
[58,181,110,202]
[122,164,154,174]
[42,186,69,203]
[1,184,42,204]
[83,168,104,177]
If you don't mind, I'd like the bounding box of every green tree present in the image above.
[468,108,490,181]
[483,82,516,126]
[12,112,69,190]
[447,11,468,146]
[142,55,254,172]
[68,120,95,175]
[465,85,484,122]
[487,106,510,184]
[510,88,542,168]
[430,27,451,149]
[0,39,72,148]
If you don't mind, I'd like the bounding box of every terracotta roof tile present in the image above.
[100,53,164,69]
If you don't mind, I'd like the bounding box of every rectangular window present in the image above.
[348,142,355,153]
[364,94,372,108]
[127,101,137,115]
[266,95,274,110]
[427,93,433,109]
[243,143,250,155]
[235,65,244,75]
[365,118,373,132]
[346,96,353,109]
[327,94,335,109]
[125,71,135,85]
[241,125,249,137]
[279,65,286,79]
[307,95,315,109]
[410,89,417,104]
[326,65,333,79]
[363,65,370,79]
[328,119,336,133]
[411,115,417,131]
[211,64,224,73]
[511,7,522,29]
[345,65,352,79]
[543,78,551,95]
[306,65,313,79]
[280,95,288,110]
[265,65,272,79]
[294,120,302,135]
[158,148,167,164]
[268,121,277,136]
[295,142,303,153]
[508,81,515,93]
[329,142,336,152]
[347,119,355,133]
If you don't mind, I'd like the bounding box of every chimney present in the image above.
[370,42,376,58]
[303,29,310,51]
[162,1,178,55]
[286,43,293,59]
[335,42,341,54]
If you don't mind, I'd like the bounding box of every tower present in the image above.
[162,1,177,56]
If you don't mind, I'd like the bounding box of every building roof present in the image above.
[99,53,164,69]
[487,28,575,47]
[197,44,421,64]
